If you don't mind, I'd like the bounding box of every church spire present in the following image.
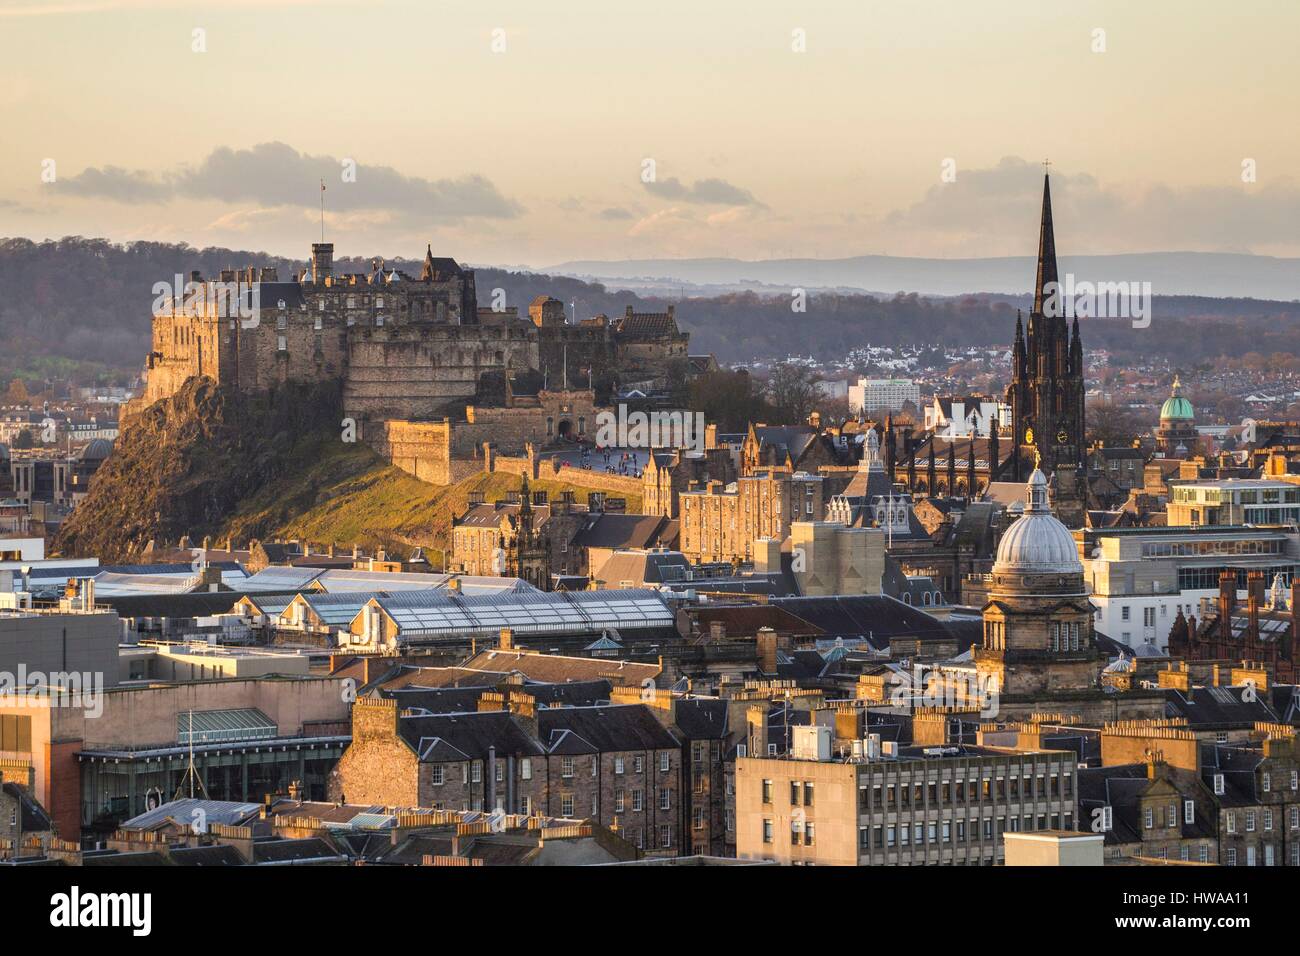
[1031,173,1059,318]
[420,243,436,281]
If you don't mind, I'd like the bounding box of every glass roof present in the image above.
[373,588,673,640]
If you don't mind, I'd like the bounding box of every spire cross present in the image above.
[1042,158,1052,174]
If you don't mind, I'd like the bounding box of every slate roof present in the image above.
[251,836,347,864]
[671,698,730,740]
[398,711,547,762]
[382,678,613,713]
[540,704,680,754]
[1164,686,1278,729]
[168,844,247,866]
[2,782,52,832]
[769,594,974,651]
[460,649,660,686]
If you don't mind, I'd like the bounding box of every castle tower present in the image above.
[1006,173,1086,524]
[311,243,334,282]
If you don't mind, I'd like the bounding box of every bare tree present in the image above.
[764,363,821,425]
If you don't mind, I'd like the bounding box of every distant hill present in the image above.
[5,237,1300,386]
[545,252,1300,301]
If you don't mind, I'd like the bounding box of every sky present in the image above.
[1,0,1297,267]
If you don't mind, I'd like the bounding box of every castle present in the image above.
[125,241,689,481]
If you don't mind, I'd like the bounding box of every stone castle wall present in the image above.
[343,324,538,423]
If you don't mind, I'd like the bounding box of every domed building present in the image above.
[974,461,1103,697]
[1156,376,1196,456]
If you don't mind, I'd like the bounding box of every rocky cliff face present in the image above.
[54,377,343,561]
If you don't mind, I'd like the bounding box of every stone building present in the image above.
[678,470,825,565]
[1006,175,1086,485]
[1167,569,1300,684]
[641,446,735,518]
[334,693,685,857]
[125,239,692,456]
[450,487,676,581]
[974,462,1104,697]
[734,726,1080,865]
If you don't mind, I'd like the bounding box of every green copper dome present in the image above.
[1160,376,1194,421]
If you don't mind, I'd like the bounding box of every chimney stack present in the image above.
[1218,569,1236,642]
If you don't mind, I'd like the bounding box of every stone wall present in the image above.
[344,324,537,422]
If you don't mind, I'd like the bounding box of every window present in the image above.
[471,763,482,784]
[790,782,801,806]
[659,789,671,811]
[1246,810,1256,832]
[762,780,773,804]
[561,795,574,816]
[804,782,815,807]
[1213,774,1225,795]
[1264,809,1273,832]
[430,766,444,786]
[561,757,575,778]
[660,825,672,848]
[763,820,773,844]
[660,752,670,772]
[632,790,644,812]
[1199,845,1209,864]
[1263,773,1271,793]
[804,823,815,846]
[1225,848,1237,866]
[1184,800,1195,825]
[1168,803,1178,828]
[615,791,625,813]
[1144,807,1154,829]
[521,758,532,780]
[615,757,625,775]
[634,756,644,774]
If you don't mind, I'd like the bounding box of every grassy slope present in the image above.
[218,441,643,568]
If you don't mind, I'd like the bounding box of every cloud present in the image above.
[598,207,635,221]
[883,155,1300,256]
[54,142,523,221]
[643,175,762,207]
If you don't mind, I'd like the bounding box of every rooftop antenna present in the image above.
[172,708,210,802]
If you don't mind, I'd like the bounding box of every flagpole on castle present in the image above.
[320,178,326,243]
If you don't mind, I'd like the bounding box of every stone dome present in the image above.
[992,467,1082,574]
[79,438,113,461]
[1160,376,1194,422]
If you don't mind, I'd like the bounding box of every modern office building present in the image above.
[849,378,921,416]
[735,724,1078,865]
[1081,525,1300,652]
[1167,479,1300,527]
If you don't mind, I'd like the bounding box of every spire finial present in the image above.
[1032,170,1059,317]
